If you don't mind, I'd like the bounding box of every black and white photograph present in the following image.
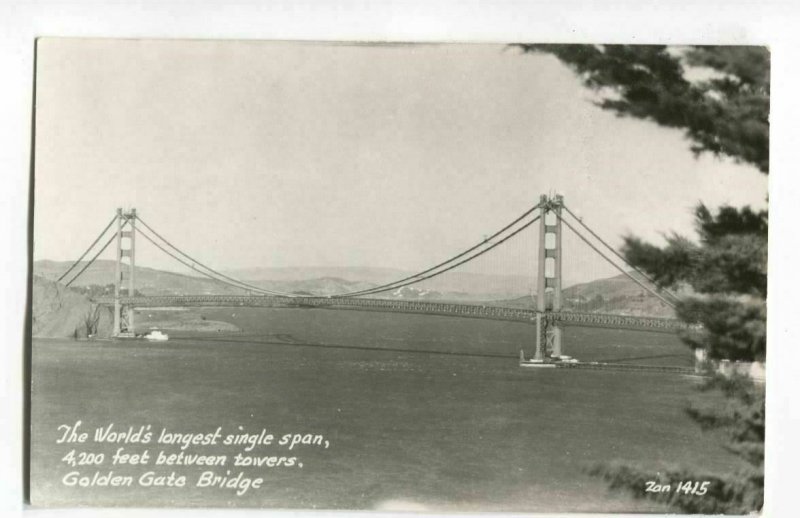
[27,38,770,514]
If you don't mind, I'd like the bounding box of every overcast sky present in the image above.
[34,39,768,279]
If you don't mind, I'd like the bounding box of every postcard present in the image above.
[29,39,768,514]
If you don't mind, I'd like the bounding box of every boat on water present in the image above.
[519,350,579,368]
[519,359,557,369]
[555,355,579,364]
[144,329,169,341]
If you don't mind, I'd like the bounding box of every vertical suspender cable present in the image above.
[562,204,680,303]
[560,217,677,308]
[338,215,541,297]
[134,225,286,296]
[334,202,543,297]
[64,217,130,287]
[135,216,295,297]
[57,215,118,282]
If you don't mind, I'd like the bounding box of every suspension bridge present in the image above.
[55,194,693,367]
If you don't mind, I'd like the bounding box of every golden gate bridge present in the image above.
[55,194,693,368]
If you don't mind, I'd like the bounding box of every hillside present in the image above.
[563,273,676,317]
[260,276,374,296]
[34,260,241,296]
[227,266,531,299]
[490,273,677,318]
[224,266,409,284]
[31,275,113,338]
[564,272,656,300]
[34,261,388,297]
[33,260,675,317]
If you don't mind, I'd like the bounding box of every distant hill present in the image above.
[33,260,675,316]
[34,262,415,297]
[564,272,655,300]
[35,261,530,298]
[489,273,676,318]
[563,273,676,317]
[34,260,241,296]
[254,276,374,297]
[224,266,408,284]
[227,266,532,300]
[383,286,447,301]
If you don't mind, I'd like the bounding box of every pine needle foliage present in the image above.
[516,44,768,514]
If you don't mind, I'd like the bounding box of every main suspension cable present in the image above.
[560,216,677,308]
[337,214,541,297]
[134,226,280,296]
[562,204,680,303]
[332,202,543,298]
[135,216,294,297]
[57,214,118,282]
[64,217,130,288]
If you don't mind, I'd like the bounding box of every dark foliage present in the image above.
[678,296,766,362]
[588,461,763,514]
[590,372,765,514]
[622,204,767,300]
[519,44,768,514]
[82,305,102,336]
[516,44,769,173]
[622,203,767,364]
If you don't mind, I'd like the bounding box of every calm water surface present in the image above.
[31,308,737,512]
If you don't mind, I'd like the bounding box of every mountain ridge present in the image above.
[33,259,675,316]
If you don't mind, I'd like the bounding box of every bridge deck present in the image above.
[555,362,696,374]
[93,294,691,333]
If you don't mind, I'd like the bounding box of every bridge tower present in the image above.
[533,194,564,361]
[112,208,137,337]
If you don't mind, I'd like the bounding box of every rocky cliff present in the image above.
[31,275,113,338]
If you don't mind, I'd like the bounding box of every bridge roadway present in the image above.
[93,294,691,333]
